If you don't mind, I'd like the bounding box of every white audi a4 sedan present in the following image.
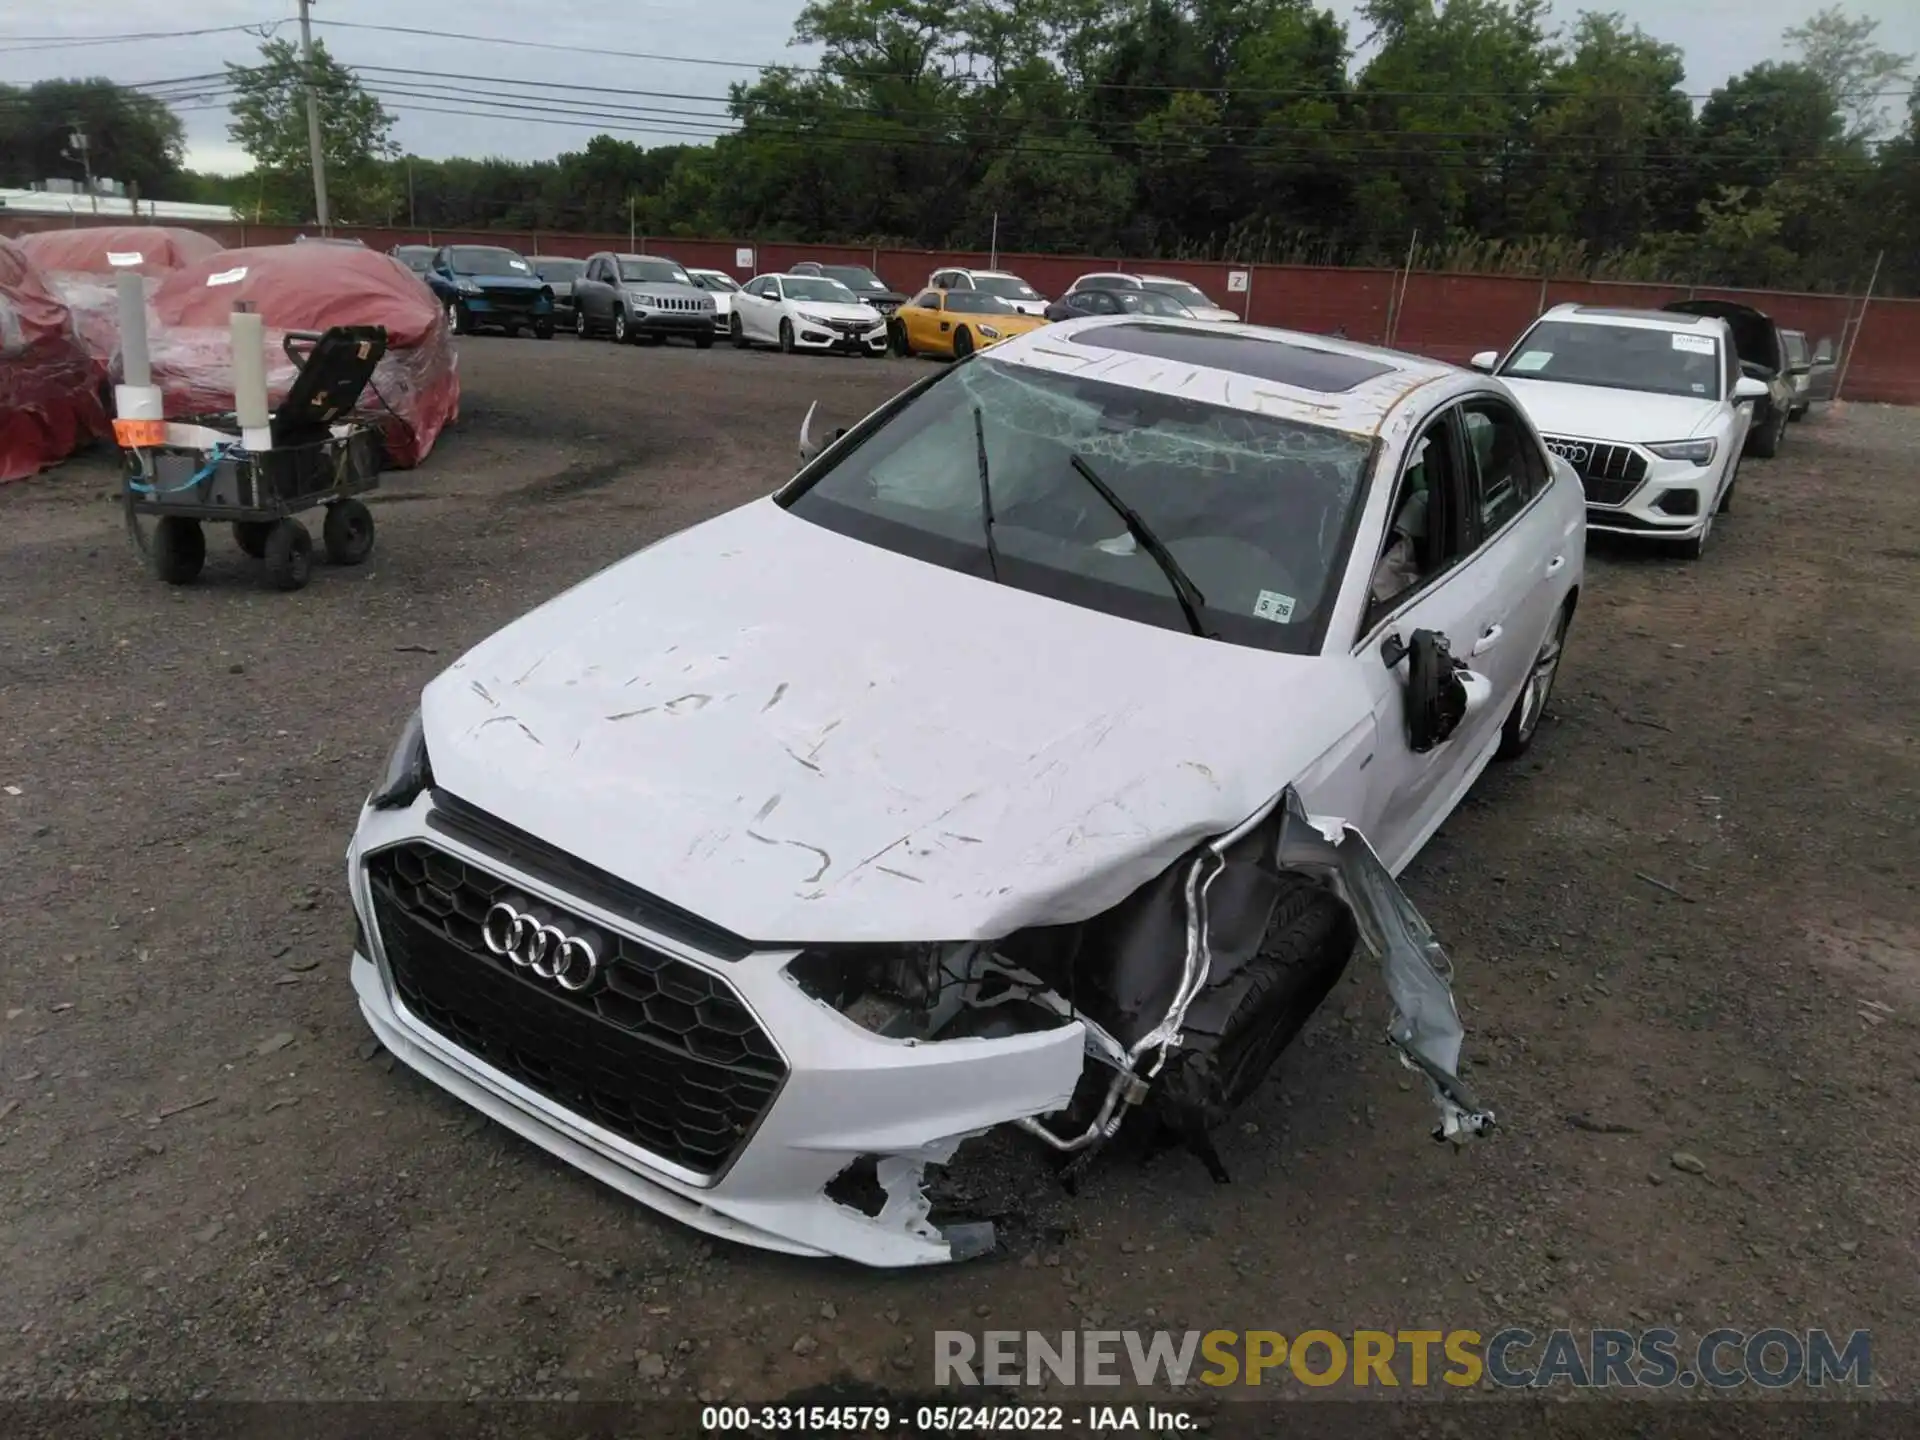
[347,318,1585,1267]
[1472,303,1772,559]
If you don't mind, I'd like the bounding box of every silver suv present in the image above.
[572,252,717,347]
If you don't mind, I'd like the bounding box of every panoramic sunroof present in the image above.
[1068,323,1396,392]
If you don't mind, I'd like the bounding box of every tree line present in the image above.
[7,1,1916,294]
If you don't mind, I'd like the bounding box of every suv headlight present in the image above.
[368,707,431,811]
[1648,439,1717,467]
[455,278,481,295]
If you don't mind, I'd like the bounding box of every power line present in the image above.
[54,62,1905,160]
[304,17,1918,103]
[0,22,281,55]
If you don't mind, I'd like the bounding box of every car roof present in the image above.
[613,252,684,264]
[988,317,1457,434]
[1542,302,1720,332]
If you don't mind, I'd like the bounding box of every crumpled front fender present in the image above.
[1272,788,1494,1142]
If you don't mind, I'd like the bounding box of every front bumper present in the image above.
[793,324,888,354]
[1550,435,1727,541]
[631,312,715,337]
[347,794,1084,1267]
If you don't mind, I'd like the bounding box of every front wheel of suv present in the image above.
[612,307,630,344]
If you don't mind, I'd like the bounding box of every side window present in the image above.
[915,292,941,310]
[1366,411,1467,618]
[1721,331,1738,398]
[1090,292,1120,314]
[1460,400,1539,536]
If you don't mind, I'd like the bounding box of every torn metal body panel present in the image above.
[1271,789,1493,1142]
[347,315,1573,1265]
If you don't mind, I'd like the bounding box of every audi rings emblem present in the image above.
[1545,439,1591,467]
[482,901,601,992]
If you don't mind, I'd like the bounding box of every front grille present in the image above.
[481,286,540,310]
[367,842,784,1177]
[829,318,875,335]
[1541,435,1648,508]
[645,296,705,313]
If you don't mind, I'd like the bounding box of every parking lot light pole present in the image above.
[299,0,331,230]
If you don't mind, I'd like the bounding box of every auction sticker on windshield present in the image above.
[1254,590,1296,623]
[1509,350,1552,372]
[1672,333,1715,354]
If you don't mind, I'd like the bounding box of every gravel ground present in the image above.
[1,335,1916,1408]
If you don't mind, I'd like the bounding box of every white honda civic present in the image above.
[347,318,1585,1266]
[728,272,889,356]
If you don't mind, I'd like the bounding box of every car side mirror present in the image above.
[1468,350,1498,373]
[797,402,848,463]
[1733,375,1769,402]
[1393,629,1488,753]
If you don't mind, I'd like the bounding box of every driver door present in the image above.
[903,292,943,354]
[739,278,774,340]
[1353,404,1515,873]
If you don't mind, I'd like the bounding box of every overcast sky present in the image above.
[3,0,1916,176]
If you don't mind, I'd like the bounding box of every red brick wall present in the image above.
[6,214,1912,404]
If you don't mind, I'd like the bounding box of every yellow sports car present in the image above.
[892,288,1049,358]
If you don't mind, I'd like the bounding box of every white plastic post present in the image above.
[230,306,273,450]
[112,270,163,424]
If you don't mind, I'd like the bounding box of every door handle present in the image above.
[1545,554,1566,576]
[1470,624,1504,656]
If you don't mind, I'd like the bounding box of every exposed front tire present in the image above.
[533,320,555,340]
[446,301,467,335]
[730,313,748,349]
[612,307,630,344]
[1151,878,1357,1143]
[888,319,909,357]
[952,327,974,359]
[150,517,206,585]
[1497,599,1573,758]
[575,307,591,340]
[1747,404,1784,459]
[263,519,312,591]
[778,319,795,354]
[322,498,376,566]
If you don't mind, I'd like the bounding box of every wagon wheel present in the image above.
[263,519,313,591]
[323,498,376,566]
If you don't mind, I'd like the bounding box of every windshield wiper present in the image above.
[972,405,1002,583]
[1067,452,1209,638]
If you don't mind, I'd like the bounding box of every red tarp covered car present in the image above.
[149,244,459,468]
[0,237,110,483]
[17,225,223,378]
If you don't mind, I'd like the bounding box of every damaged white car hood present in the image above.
[1500,377,1724,441]
[423,498,1370,944]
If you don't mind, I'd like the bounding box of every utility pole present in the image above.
[64,123,96,211]
[298,0,331,230]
